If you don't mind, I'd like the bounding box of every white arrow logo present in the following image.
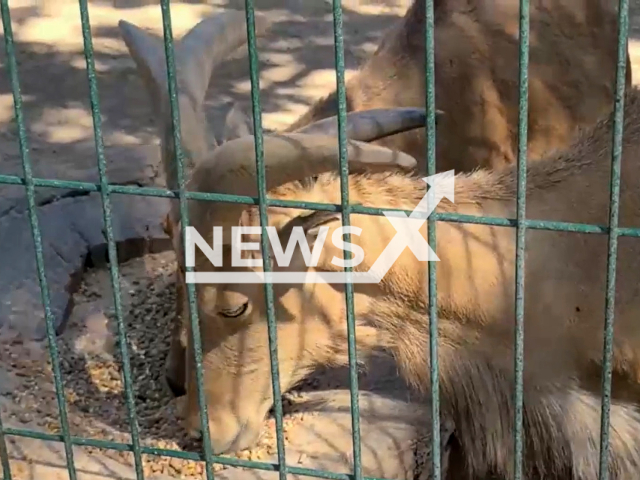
[185,170,456,284]
[366,170,455,281]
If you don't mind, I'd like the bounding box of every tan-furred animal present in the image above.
[118,10,436,395]
[118,0,631,322]
[285,0,633,173]
[117,7,640,478]
[166,82,640,480]
[119,0,632,364]
[118,0,632,377]
[120,0,632,178]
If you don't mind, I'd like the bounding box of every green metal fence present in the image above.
[0,0,633,479]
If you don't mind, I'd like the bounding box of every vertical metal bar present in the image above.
[513,0,531,476]
[75,1,144,478]
[157,2,215,478]
[243,1,288,479]
[330,1,363,479]
[598,0,629,478]
[0,2,78,479]
[0,416,12,480]
[423,0,440,478]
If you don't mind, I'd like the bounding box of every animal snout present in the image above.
[166,374,186,398]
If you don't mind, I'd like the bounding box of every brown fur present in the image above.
[150,0,632,391]
[119,4,640,477]
[169,87,640,479]
[286,0,632,173]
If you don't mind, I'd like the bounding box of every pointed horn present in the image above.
[294,107,443,141]
[118,11,274,193]
[118,11,273,115]
[187,133,418,244]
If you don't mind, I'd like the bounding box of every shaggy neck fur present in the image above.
[276,88,640,480]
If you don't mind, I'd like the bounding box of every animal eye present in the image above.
[220,302,249,318]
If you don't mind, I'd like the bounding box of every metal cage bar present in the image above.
[0,0,632,479]
[157,1,216,479]
[0,415,12,480]
[0,1,78,479]
[598,0,630,478]
[330,1,364,479]
[423,0,440,477]
[243,0,289,479]
[513,0,530,477]
[8,172,640,236]
[77,1,145,478]
[4,424,395,480]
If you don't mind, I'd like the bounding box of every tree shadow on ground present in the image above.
[0,0,404,213]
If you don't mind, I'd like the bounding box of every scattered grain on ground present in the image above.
[1,252,318,478]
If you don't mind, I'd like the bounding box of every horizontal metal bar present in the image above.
[3,427,395,480]
[2,173,637,236]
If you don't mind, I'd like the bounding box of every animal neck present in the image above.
[354,97,625,362]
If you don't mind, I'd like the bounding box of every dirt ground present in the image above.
[0,250,444,480]
[1,251,437,480]
[3,0,640,479]
[0,0,410,183]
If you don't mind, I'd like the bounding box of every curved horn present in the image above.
[293,107,443,142]
[118,11,273,193]
[188,133,418,243]
[118,11,272,116]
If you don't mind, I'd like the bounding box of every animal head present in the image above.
[121,9,640,470]
[118,6,442,454]
[163,128,431,453]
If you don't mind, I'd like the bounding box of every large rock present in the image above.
[0,143,172,339]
